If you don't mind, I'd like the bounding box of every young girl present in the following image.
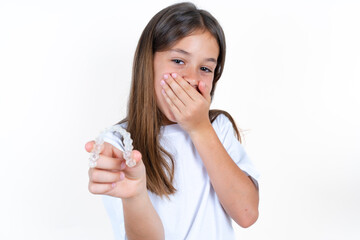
[85,2,259,240]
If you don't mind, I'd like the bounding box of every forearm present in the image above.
[122,191,164,240]
[189,123,259,228]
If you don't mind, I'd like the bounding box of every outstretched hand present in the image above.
[160,72,212,135]
[85,141,147,199]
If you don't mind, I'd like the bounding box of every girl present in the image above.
[85,2,259,240]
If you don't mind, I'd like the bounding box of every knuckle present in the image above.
[166,90,173,98]
[171,82,179,92]
[91,169,99,181]
[166,96,172,104]
[171,96,179,104]
[183,82,191,92]
[172,95,179,103]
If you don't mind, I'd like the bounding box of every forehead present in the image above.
[168,30,219,58]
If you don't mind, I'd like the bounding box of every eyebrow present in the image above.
[169,48,217,64]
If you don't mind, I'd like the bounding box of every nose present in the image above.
[181,67,199,89]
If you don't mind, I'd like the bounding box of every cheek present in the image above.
[154,79,168,109]
[153,68,165,100]
[154,81,163,103]
[153,57,173,79]
[203,76,214,92]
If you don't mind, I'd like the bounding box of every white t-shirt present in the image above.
[101,114,260,240]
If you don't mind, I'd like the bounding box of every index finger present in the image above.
[170,73,200,100]
[102,141,126,159]
[85,140,124,159]
[93,154,124,171]
[85,141,103,153]
[198,81,211,103]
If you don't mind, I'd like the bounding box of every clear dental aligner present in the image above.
[89,125,136,168]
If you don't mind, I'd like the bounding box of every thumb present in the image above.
[127,150,142,168]
[199,81,211,102]
[132,150,142,164]
[123,150,145,180]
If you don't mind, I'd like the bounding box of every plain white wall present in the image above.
[1,0,359,239]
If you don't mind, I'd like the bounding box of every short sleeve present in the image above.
[100,130,127,240]
[101,127,126,152]
[212,114,260,188]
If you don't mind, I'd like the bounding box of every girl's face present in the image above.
[153,30,219,124]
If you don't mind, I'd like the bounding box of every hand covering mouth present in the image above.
[189,83,200,93]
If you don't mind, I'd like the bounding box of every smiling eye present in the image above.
[200,67,212,73]
[172,59,184,65]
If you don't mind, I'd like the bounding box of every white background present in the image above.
[1,0,359,239]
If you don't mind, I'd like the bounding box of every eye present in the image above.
[200,67,212,73]
[172,59,184,65]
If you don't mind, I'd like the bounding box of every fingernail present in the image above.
[112,182,116,188]
[171,73,177,78]
[163,74,169,79]
[160,80,165,86]
[121,161,126,169]
[119,172,125,181]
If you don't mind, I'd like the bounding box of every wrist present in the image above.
[122,188,149,205]
[188,121,213,140]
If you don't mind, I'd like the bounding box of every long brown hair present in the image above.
[118,2,241,198]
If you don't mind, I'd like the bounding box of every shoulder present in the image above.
[212,113,233,127]
[211,113,238,141]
